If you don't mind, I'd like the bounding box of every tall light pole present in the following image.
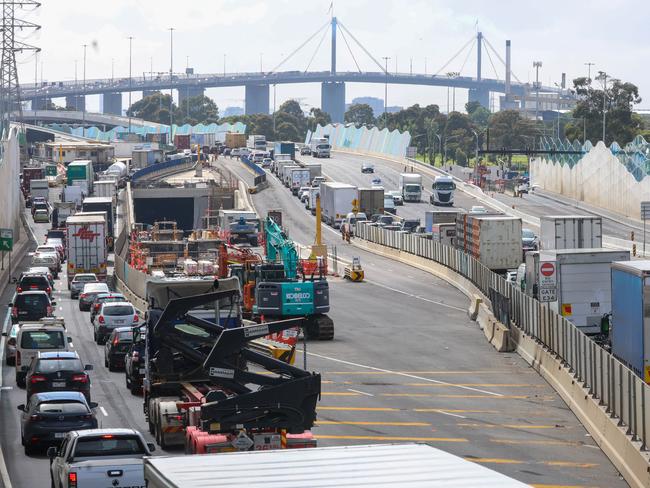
[128,36,133,133]
[260,52,263,74]
[223,54,226,76]
[168,27,174,135]
[186,55,190,119]
[533,61,542,120]
[74,59,78,111]
[82,43,87,137]
[111,58,114,82]
[446,72,459,112]
[584,62,595,83]
[470,129,479,169]
[33,52,37,115]
[599,71,608,144]
[382,56,390,124]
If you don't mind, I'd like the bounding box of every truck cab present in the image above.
[431,175,456,206]
[399,173,423,202]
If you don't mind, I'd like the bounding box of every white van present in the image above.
[15,320,72,387]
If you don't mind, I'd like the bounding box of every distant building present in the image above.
[347,97,402,116]
[223,106,244,117]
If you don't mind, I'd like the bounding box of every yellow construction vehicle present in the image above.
[344,257,364,282]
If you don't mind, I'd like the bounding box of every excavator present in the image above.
[218,216,334,340]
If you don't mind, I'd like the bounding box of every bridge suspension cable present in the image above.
[458,41,475,74]
[337,25,362,73]
[337,20,386,73]
[304,24,330,73]
[434,34,475,77]
[482,38,501,81]
[482,36,521,83]
[267,19,330,75]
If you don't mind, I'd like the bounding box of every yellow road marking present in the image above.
[315,435,467,442]
[321,392,361,396]
[458,423,560,429]
[469,458,597,469]
[491,438,585,447]
[318,407,399,412]
[317,421,430,426]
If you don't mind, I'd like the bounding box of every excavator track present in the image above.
[306,314,334,341]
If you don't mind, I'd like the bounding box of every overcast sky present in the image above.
[15,0,650,114]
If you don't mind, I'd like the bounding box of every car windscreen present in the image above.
[104,305,134,316]
[36,358,83,373]
[85,284,109,293]
[435,182,455,190]
[73,436,145,457]
[20,330,64,349]
[37,401,89,414]
[15,294,49,308]
[522,229,535,239]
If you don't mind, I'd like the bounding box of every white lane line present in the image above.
[363,278,466,312]
[100,407,109,417]
[347,388,374,397]
[434,410,467,419]
[0,309,13,488]
[305,351,503,397]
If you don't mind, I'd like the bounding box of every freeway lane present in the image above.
[218,156,627,487]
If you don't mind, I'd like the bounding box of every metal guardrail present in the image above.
[355,222,650,450]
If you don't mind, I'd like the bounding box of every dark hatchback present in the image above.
[11,291,54,324]
[104,327,133,371]
[124,325,146,394]
[18,391,97,455]
[16,273,52,297]
[25,351,93,402]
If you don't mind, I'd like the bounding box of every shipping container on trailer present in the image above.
[143,443,531,488]
[66,213,107,287]
[357,187,384,217]
[273,141,295,160]
[425,209,464,232]
[455,214,522,272]
[66,160,94,194]
[539,215,603,250]
[81,197,114,238]
[225,132,246,148]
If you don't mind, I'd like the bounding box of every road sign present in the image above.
[351,198,359,213]
[45,164,57,177]
[405,146,417,158]
[642,201,650,220]
[538,261,557,303]
[0,228,13,251]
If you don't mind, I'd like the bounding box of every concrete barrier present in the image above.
[467,295,482,321]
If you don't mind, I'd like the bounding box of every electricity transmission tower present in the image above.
[0,0,40,136]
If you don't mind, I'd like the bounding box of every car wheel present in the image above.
[93,330,99,344]
[104,356,108,368]
[125,372,131,388]
[24,442,35,456]
[5,355,14,366]
[16,374,25,388]
[107,358,115,372]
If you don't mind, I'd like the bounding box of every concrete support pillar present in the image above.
[321,81,345,123]
[142,90,158,98]
[245,84,270,115]
[100,93,122,115]
[64,95,85,111]
[32,97,49,110]
[468,87,489,110]
[178,86,205,104]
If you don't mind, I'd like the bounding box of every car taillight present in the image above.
[11,306,17,318]
[94,303,100,311]
[30,375,47,384]
[46,287,51,294]
[112,335,119,346]
[132,351,139,361]
[47,306,53,315]
[29,414,41,421]
[72,374,88,383]
[133,314,139,322]
[80,293,87,299]
[68,472,77,488]
[98,315,105,324]
[80,414,93,420]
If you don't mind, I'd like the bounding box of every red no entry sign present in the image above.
[540,262,555,277]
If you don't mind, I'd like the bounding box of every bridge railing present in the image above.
[355,221,650,452]
[130,157,195,182]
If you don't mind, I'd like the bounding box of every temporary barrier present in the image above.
[355,221,650,451]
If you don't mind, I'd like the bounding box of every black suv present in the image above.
[16,273,52,297]
[25,351,93,402]
[104,327,133,371]
[10,291,55,324]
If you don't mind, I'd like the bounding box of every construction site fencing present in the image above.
[355,221,650,450]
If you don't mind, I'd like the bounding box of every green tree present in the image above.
[344,103,375,126]
[275,99,307,138]
[567,75,642,145]
[488,110,537,165]
[306,108,331,132]
[175,95,219,125]
[246,114,275,139]
[275,122,301,142]
[127,92,177,124]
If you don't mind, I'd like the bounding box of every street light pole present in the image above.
[471,129,479,169]
[584,62,595,83]
[382,56,390,125]
[533,61,542,120]
[600,72,608,144]
[169,28,174,135]
[223,54,226,76]
[128,36,133,133]
[82,44,87,137]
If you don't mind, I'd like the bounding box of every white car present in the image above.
[14,321,72,387]
[94,302,139,344]
[70,273,98,299]
[388,190,403,206]
[79,282,111,311]
[31,253,60,278]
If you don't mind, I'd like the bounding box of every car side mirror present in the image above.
[47,446,58,460]
[51,301,57,306]
[84,364,93,371]
[11,277,16,284]
[6,302,11,307]
[89,401,98,409]
[147,442,156,453]
[17,404,25,411]
[67,337,73,343]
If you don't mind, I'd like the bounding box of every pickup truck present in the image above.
[48,428,155,488]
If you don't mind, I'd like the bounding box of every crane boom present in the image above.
[265,216,299,279]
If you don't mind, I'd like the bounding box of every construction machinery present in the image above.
[344,257,365,282]
[143,277,320,452]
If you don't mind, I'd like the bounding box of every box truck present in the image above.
[525,248,630,334]
[309,137,331,158]
[93,179,117,201]
[399,173,422,202]
[66,160,94,194]
[81,197,114,238]
[455,214,522,272]
[425,209,464,233]
[539,215,602,250]
[66,213,107,287]
[29,179,50,201]
[225,132,246,148]
[273,141,295,160]
[299,162,322,182]
[611,260,650,381]
[289,168,311,195]
[247,135,267,150]
[320,182,357,228]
